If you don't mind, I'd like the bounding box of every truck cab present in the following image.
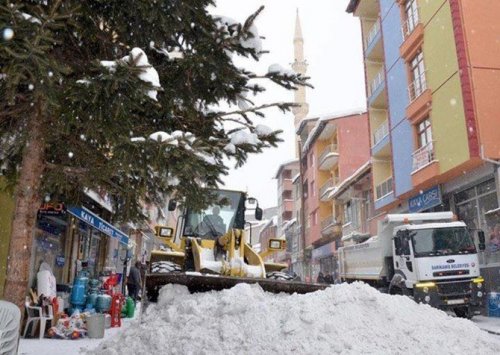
[389,214,485,318]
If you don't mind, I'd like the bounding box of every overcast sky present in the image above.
[211,0,366,208]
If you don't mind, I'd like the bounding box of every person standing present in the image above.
[127,261,142,303]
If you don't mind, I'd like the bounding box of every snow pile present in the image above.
[89,282,500,355]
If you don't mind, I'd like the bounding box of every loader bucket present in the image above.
[145,273,329,302]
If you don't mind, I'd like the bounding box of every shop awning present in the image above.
[68,206,129,245]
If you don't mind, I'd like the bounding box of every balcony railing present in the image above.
[412,141,435,172]
[321,216,336,231]
[319,179,333,198]
[373,120,389,146]
[402,7,420,40]
[375,176,393,201]
[408,71,427,103]
[369,69,385,97]
[365,20,381,49]
[318,144,338,164]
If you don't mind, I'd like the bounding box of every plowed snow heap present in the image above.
[90,283,500,355]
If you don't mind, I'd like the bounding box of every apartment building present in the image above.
[297,110,370,282]
[347,0,500,295]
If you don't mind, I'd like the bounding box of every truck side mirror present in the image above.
[477,230,486,251]
[168,200,177,211]
[255,206,263,221]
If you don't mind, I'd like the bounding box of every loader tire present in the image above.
[266,271,294,281]
[151,261,182,273]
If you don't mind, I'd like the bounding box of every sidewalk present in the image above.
[18,307,140,355]
[473,315,500,335]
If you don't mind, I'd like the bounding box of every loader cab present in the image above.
[182,190,252,239]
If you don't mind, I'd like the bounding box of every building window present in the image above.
[375,177,393,200]
[403,0,419,37]
[344,202,352,224]
[311,211,318,226]
[409,50,426,101]
[417,118,433,148]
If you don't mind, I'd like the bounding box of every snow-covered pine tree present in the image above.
[0,0,310,305]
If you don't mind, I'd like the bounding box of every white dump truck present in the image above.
[338,212,486,318]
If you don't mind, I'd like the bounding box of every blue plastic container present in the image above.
[96,294,112,313]
[487,292,500,317]
[70,276,89,309]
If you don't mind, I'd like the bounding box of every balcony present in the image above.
[407,72,432,124]
[372,120,389,147]
[408,71,427,103]
[320,216,341,237]
[402,7,420,41]
[319,178,336,201]
[375,176,393,201]
[400,7,423,61]
[365,20,380,49]
[368,69,386,107]
[411,141,440,186]
[365,20,383,60]
[412,141,435,172]
[318,144,339,170]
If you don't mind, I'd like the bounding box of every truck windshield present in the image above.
[183,191,245,239]
[411,227,477,257]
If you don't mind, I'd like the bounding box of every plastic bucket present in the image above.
[487,292,500,317]
[87,314,105,338]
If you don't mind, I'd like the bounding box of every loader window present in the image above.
[183,191,245,238]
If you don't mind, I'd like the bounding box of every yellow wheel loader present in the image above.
[144,189,328,301]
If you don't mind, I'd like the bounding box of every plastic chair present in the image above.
[23,297,53,339]
[0,300,21,355]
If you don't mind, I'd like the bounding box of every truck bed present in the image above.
[338,236,392,281]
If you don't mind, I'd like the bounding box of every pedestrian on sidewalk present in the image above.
[127,261,142,303]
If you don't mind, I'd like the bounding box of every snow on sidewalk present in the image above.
[18,309,139,355]
[473,315,500,335]
[90,282,500,355]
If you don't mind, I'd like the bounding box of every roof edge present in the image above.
[346,0,360,13]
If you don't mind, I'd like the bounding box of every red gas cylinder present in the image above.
[110,294,123,328]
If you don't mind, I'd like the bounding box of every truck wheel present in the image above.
[454,306,472,319]
[266,271,294,281]
[151,261,182,273]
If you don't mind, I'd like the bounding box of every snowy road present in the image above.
[17,284,500,354]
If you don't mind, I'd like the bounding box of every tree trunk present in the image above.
[4,101,46,309]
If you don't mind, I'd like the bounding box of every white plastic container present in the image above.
[37,270,57,299]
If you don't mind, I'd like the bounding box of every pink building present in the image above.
[297,110,370,281]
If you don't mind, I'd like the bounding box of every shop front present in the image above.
[441,165,500,301]
[312,241,337,283]
[29,201,129,293]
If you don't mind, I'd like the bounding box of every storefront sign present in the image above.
[68,206,129,245]
[38,202,66,216]
[409,185,442,213]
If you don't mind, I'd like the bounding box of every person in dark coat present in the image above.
[317,272,325,283]
[324,273,333,284]
[127,261,142,302]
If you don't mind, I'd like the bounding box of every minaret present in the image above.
[292,10,309,155]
